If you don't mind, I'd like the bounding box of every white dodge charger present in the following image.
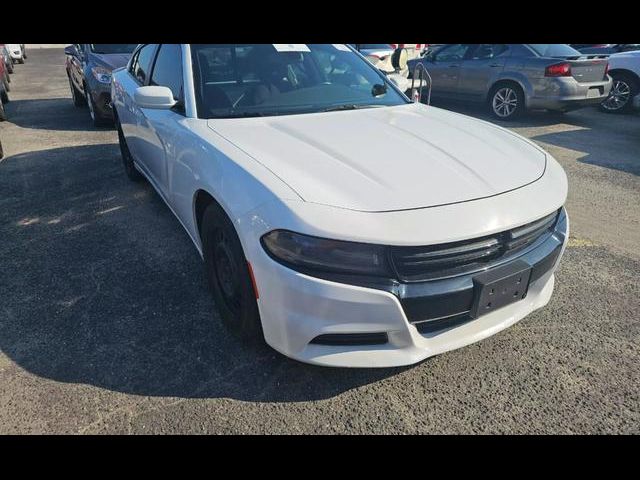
[112,44,569,367]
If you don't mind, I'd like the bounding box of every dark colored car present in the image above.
[574,44,640,55]
[408,44,611,119]
[0,55,9,121]
[64,44,138,126]
[0,45,14,74]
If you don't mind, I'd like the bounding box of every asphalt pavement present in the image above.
[0,48,638,434]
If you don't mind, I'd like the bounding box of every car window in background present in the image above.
[191,43,408,119]
[527,44,581,57]
[469,44,509,60]
[150,44,184,102]
[133,44,156,84]
[357,44,393,49]
[89,44,138,54]
[435,44,473,62]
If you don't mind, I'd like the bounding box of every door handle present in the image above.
[490,64,502,67]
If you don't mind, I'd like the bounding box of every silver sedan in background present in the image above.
[409,44,612,119]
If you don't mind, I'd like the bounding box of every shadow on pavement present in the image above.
[430,99,640,176]
[0,144,402,402]
[3,98,113,132]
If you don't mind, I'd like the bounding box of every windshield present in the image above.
[89,44,138,54]
[191,44,408,119]
[527,44,581,57]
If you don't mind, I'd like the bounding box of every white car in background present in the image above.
[5,44,26,64]
[112,44,568,367]
[600,50,640,113]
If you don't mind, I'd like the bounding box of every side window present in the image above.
[150,44,184,102]
[133,44,156,84]
[470,44,509,60]
[129,49,140,75]
[434,44,473,62]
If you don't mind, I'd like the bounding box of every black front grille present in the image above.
[390,210,559,282]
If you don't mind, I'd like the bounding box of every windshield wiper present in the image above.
[322,104,385,112]
[210,111,267,119]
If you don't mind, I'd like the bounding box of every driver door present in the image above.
[426,44,474,99]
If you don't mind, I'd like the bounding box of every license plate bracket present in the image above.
[470,260,532,319]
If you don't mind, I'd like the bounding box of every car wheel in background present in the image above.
[85,84,109,127]
[600,72,638,114]
[0,99,7,121]
[201,201,263,342]
[6,61,13,74]
[68,75,85,107]
[488,82,524,120]
[3,74,9,93]
[115,117,143,182]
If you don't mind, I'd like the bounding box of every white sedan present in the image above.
[112,44,569,368]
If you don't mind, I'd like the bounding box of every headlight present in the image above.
[261,230,391,276]
[91,66,112,84]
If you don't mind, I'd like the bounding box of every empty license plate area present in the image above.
[470,260,532,319]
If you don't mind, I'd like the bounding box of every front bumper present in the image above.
[527,77,612,111]
[252,209,569,368]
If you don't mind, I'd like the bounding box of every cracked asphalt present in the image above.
[0,48,638,434]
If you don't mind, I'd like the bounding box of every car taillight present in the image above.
[604,62,609,78]
[545,62,572,77]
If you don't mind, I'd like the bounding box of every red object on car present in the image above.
[545,62,572,77]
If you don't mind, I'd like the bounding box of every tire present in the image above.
[85,84,110,127]
[116,117,143,182]
[1,85,8,104]
[0,100,6,121]
[3,74,9,93]
[488,82,525,120]
[68,74,86,107]
[6,61,13,74]
[201,202,263,342]
[17,57,24,65]
[600,72,638,114]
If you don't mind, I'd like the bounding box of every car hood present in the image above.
[88,52,131,71]
[207,103,547,212]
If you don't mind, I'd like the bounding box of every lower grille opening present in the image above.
[414,313,473,334]
[310,333,389,346]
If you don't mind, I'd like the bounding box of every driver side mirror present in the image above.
[134,86,177,110]
[64,45,77,57]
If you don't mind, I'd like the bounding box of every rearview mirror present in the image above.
[64,45,77,57]
[134,86,177,109]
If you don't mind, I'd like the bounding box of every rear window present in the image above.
[527,44,581,57]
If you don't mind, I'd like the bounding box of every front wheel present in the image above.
[68,75,85,107]
[116,118,143,182]
[600,72,638,113]
[85,84,110,127]
[201,202,263,342]
[488,83,525,120]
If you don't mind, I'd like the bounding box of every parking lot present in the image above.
[0,47,638,433]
